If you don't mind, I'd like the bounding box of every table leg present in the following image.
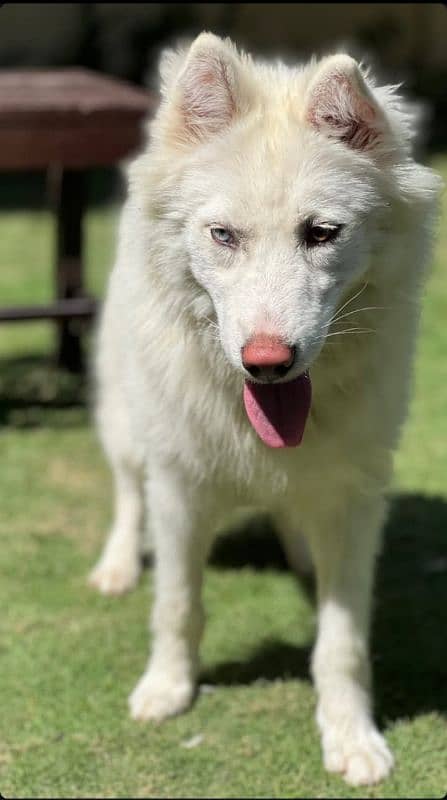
[53,167,86,372]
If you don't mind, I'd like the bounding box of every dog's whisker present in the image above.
[325,327,376,338]
[328,305,389,327]
[327,282,369,325]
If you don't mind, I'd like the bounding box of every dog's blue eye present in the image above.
[211,227,236,247]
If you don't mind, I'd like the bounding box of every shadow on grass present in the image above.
[210,513,289,572]
[0,354,89,428]
[205,494,447,726]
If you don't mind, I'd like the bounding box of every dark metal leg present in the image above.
[53,167,86,372]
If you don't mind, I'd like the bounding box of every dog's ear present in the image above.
[159,33,244,147]
[306,55,389,153]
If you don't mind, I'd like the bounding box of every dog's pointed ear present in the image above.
[306,55,388,152]
[159,33,243,147]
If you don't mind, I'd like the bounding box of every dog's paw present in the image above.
[129,672,194,721]
[322,726,394,786]
[88,556,140,596]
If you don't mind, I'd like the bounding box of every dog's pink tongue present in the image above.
[243,372,312,448]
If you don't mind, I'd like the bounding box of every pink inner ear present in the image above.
[179,53,235,141]
[308,73,381,151]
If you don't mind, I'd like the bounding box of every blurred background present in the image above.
[1,3,447,138]
[1,3,446,373]
[1,4,446,798]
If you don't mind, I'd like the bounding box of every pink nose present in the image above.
[242,334,295,379]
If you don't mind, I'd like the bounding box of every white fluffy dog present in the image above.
[89,33,441,786]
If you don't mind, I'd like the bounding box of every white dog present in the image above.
[89,33,441,786]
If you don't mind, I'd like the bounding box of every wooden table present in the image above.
[0,69,156,371]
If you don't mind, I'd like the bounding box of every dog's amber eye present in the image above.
[305,222,341,247]
[210,227,236,247]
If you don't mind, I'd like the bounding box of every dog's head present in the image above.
[131,33,441,447]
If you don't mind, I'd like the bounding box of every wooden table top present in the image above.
[0,68,159,170]
[0,68,156,126]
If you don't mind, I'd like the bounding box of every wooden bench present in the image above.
[0,69,156,371]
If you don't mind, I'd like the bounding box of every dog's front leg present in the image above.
[129,464,210,722]
[308,492,394,786]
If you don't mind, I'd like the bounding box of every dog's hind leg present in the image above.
[89,458,144,596]
[129,464,212,722]
[307,491,394,787]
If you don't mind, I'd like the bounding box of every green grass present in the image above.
[1,158,447,799]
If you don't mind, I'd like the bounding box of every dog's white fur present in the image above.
[89,34,441,786]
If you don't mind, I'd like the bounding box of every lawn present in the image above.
[1,157,446,799]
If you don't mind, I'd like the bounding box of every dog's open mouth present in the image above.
[243,371,312,448]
